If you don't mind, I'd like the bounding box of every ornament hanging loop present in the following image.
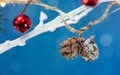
[21,0,33,14]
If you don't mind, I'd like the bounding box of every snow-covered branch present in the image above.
[0,0,120,54]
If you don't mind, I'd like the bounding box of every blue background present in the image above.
[0,0,120,75]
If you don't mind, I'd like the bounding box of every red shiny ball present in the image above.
[13,14,32,33]
[81,0,98,7]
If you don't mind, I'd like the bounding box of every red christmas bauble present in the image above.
[13,14,32,33]
[81,0,98,7]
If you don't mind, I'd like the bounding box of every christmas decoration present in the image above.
[81,0,99,7]
[0,0,120,62]
[13,14,32,33]
[59,36,99,61]
[13,0,32,33]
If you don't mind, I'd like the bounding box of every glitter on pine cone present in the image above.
[81,0,98,7]
[13,14,32,33]
[80,36,99,61]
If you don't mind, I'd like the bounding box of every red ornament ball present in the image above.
[81,0,98,7]
[13,14,32,33]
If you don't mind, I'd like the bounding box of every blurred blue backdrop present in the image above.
[0,0,120,75]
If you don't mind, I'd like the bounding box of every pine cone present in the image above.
[59,37,85,59]
[80,36,99,61]
[59,36,99,61]
[59,37,80,59]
